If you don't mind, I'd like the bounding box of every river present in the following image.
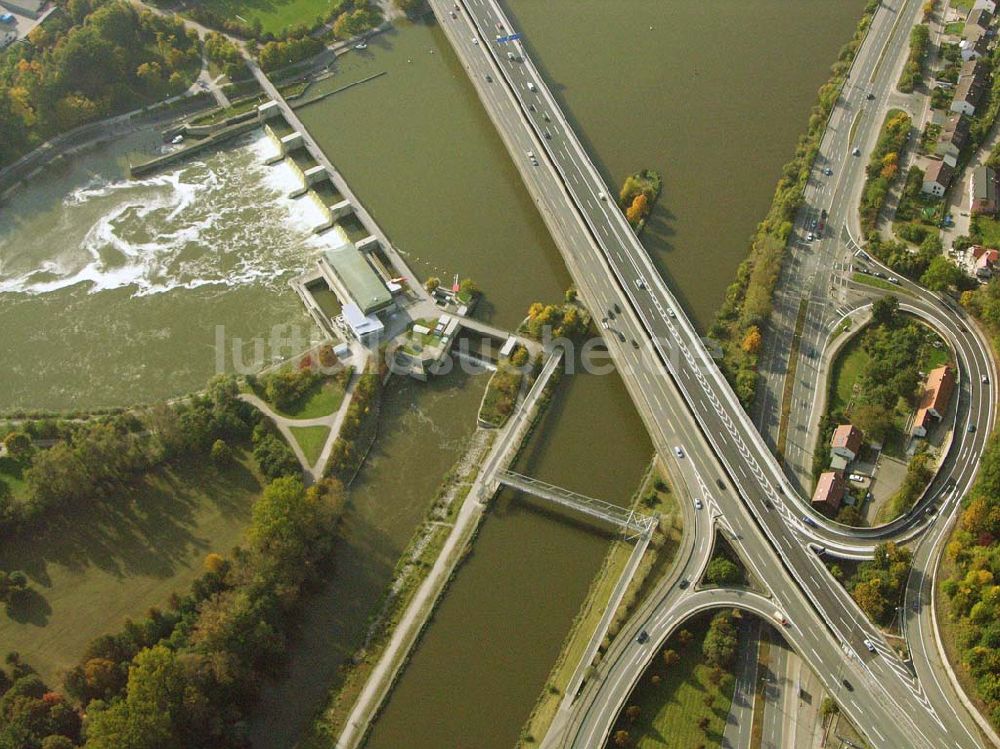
[0,0,865,745]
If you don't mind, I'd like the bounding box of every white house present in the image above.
[974,0,997,14]
[922,159,954,197]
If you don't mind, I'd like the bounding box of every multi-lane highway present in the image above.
[429,0,996,746]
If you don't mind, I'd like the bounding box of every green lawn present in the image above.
[829,335,871,414]
[951,0,974,13]
[192,0,345,36]
[277,377,347,420]
[0,456,28,501]
[0,449,263,687]
[976,217,1000,249]
[290,425,330,465]
[852,273,913,295]
[944,21,965,36]
[613,614,737,748]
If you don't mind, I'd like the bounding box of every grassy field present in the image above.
[615,613,737,749]
[277,377,348,420]
[0,448,263,686]
[944,21,965,35]
[851,273,912,295]
[976,217,1000,249]
[828,334,871,413]
[0,456,27,501]
[291,425,330,465]
[193,0,344,36]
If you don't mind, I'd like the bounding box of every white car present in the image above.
[674,446,684,459]
[527,81,537,92]
[863,638,877,653]
[472,37,478,45]
[694,498,703,510]
[773,610,789,626]
[848,473,864,482]
[807,232,814,241]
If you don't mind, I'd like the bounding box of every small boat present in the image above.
[354,41,368,50]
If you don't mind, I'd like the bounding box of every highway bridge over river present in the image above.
[430,0,998,746]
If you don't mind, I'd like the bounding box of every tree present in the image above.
[626,193,648,225]
[741,325,762,354]
[3,432,33,462]
[871,295,899,326]
[705,556,743,586]
[851,402,893,443]
[662,648,679,668]
[393,0,424,13]
[612,729,630,747]
[678,629,693,646]
[851,579,889,623]
[210,439,233,466]
[625,704,641,722]
[921,255,964,292]
[424,276,440,292]
[698,716,710,731]
[702,611,737,667]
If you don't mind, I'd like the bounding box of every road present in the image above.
[431,0,996,746]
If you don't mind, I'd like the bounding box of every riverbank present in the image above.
[710,0,882,406]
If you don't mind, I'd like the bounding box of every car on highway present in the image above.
[636,630,650,644]
[635,277,645,290]
[983,375,990,384]
[600,318,609,330]
[679,578,690,589]
[969,424,977,433]
[472,37,478,45]
[773,610,789,626]
[450,10,456,18]
[852,147,861,156]
[613,303,621,313]
[507,51,516,61]
[607,308,615,319]
[668,308,676,318]
[864,638,877,653]
[824,167,833,176]
[843,679,854,691]
[693,498,703,510]
[888,276,899,284]
[926,505,938,516]
[716,478,726,491]
[527,81,537,92]
[484,73,492,82]
[866,92,875,100]
[526,150,538,166]
[599,192,608,201]
[803,516,817,528]
[631,338,639,349]
[673,446,684,459]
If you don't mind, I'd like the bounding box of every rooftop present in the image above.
[322,242,392,315]
[812,471,846,511]
[831,424,864,454]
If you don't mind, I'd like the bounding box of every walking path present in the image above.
[239,360,365,483]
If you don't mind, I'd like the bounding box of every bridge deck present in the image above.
[496,470,654,537]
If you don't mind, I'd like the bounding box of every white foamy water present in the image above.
[0,132,323,297]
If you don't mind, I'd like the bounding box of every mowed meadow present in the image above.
[0,448,263,686]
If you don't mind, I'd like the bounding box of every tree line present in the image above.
[709,0,883,408]
[0,0,200,168]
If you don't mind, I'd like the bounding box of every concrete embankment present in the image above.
[129,118,262,177]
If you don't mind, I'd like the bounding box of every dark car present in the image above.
[716,478,726,491]
[679,579,690,589]
[803,516,817,528]
[843,679,854,691]
[614,303,621,314]
[636,630,650,644]
[969,424,978,433]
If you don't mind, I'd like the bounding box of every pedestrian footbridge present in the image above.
[495,470,656,538]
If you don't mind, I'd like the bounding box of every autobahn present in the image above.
[430,0,995,746]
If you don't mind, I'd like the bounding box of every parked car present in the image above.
[848,473,864,482]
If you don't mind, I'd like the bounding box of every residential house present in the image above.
[971,165,1000,214]
[974,0,997,13]
[972,245,1000,277]
[937,113,971,166]
[922,159,954,197]
[0,27,13,49]
[812,471,846,513]
[951,59,990,116]
[966,7,993,41]
[831,424,864,462]
[960,33,991,61]
[912,365,957,437]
